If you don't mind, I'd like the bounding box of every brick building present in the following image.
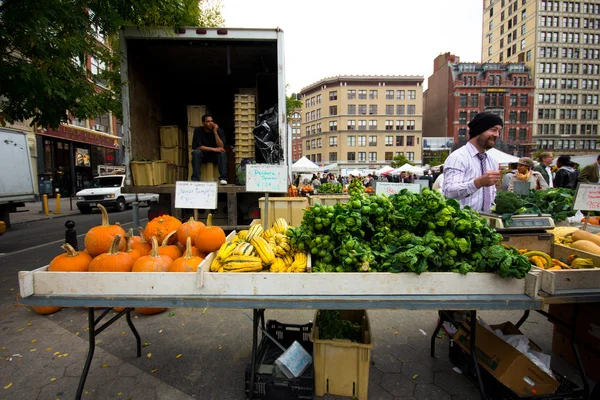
[290,107,302,162]
[424,53,536,157]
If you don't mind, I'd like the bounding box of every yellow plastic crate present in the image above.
[187,105,207,127]
[188,127,196,149]
[311,310,373,400]
[309,195,350,206]
[234,112,255,122]
[130,161,168,186]
[235,120,254,128]
[234,94,256,103]
[159,126,183,147]
[160,146,183,165]
[258,197,308,227]
[152,161,168,185]
[166,164,178,184]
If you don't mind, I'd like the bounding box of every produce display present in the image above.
[317,182,343,194]
[492,188,577,222]
[84,204,126,256]
[195,214,226,253]
[169,238,204,272]
[347,179,365,197]
[89,235,134,272]
[553,227,600,259]
[209,218,309,273]
[286,188,532,278]
[317,310,362,342]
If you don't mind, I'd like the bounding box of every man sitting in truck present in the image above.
[191,114,228,184]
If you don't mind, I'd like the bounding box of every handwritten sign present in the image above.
[174,181,218,209]
[375,182,420,196]
[246,164,288,193]
[574,183,600,211]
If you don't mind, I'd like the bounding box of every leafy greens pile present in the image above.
[316,310,362,343]
[317,182,343,194]
[286,188,531,278]
[492,188,576,222]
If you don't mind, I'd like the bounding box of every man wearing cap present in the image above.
[442,112,502,212]
[508,157,548,192]
[554,155,578,189]
[578,155,600,184]
[533,152,554,187]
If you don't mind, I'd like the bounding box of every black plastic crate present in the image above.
[244,320,314,400]
[448,339,584,400]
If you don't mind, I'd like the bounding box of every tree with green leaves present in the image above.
[0,0,223,129]
[286,93,301,122]
[390,154,415,168]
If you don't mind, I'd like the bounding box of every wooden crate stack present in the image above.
[159,126,187,183]
[234,94,256,165]
[187,105,207,180]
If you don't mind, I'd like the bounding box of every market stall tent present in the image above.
[376,166,394,175]
[487,148,519,165]
[292,156,321,172]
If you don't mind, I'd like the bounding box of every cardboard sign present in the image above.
[513,180,531,196]
[573,183,600,211]
[246,164,288,193]
[174,181,218,209]
[375,182,420,196]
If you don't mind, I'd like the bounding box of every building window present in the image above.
[311,139,316,149]
[304,99,310,109]
[459,112,467,124]
[369,120,377,130]
[408,90,416,100]
[357,152,365,162]
[458,128,467,141]
[329,121,337,131]
[317,138,322,148]
[329,106,337,116]
[358,134,367,147]
[369,152,377,162]
[510,94,517,106]
[509,111,517,123]
[347,152,356,161]
[460,94,467,106]
[407,120,415,130]
[386,90,394,100]
[348,105,356,115]
[521,38,526,50]
[397,105,405,115]
[91,57,106,86]
[94,113,110,132]
[385,136,393,146]
[347,136,356,146]
[520,111,528,123]
[329,136,338,147]
[396,120,404,130]
[470,111,478,121]
[347,90,356,100]
[369,135,377,146]
[406,136,414,146]
[508,128,517,140]
[347,120,356,130]
[358,90,367,99]
[385,120,393,130]
[306,141,310,151]
[329,91,337,101]
[396,136,404,146]
[358,120,367,131]
[407,152,415,161]
[520,94,528,106]
[385,152,394,161]
[397,90,405,100]
[407,105,416,115]
[369,105,378,115]
[358,105,367,115]
[470,94,479,106]
[369,90,378,99]
[521,24,526,35]
[385,105,394,115]
[329,152,337,162]
[519,128,527,140]
[316,94,321,104]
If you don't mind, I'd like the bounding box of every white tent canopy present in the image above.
[376,166,394,175]
[292,156,321,172]
[487,148,519,165]
[570,154,599,167]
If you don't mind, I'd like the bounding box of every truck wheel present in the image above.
[115,198,127,212]
[79,207,92,215]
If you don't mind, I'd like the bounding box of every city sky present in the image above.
[222,0,485,93]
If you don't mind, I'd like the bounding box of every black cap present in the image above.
[468,112,504,138]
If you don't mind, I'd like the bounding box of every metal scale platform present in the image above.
[480,212,555,232]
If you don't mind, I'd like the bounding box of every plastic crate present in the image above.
[187,105,207,127]
[187,127,195,149]
[244,320,314,400]
[235,113,255,122]
[235,120,254,128]
[166,164,177,184]
[309,195,350,206]
[152,161,168,185]
[160,146,184,165]
[234,94,256,103]
[130,161,168,186]
[259,197,308,227]
[448,339,584,400]
[177,166,188,182]
[310,310,373,400]
[159,126,183,147]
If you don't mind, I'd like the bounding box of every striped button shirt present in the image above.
[442,142,498,212]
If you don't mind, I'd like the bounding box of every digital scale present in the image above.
[480,212,555,232]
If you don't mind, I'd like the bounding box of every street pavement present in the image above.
[0,211,580,400]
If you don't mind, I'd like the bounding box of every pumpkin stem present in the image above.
[184,237,193,259]
[98,204,110,226]
[125,233,133,253]
[137,227,147,243]
[61,243,79,257]
[150,236,159,257]
[128,228,134,237]
[108,235,122,256]
[187,216,196,224]
[162,230,178,247]
[206,213,213,228]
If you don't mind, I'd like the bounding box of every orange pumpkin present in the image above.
[195,214,226,253]
[89,235,135,272]
[177,217,206,246]
[31,306,62,315]
[124,234,143,262]
[157,231,183,260]
[132,237,172,315]
[191,247,207,258]
[144,215,181,245]
[84,204,126,257]
[169,237,204,272]
[49,243,92,272]
[130,227,151,256]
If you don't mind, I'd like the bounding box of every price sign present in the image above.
[375,182,420,196]
[174,181,218,209]
[414,179,430,191]
[573,183,600,211]
[246,164,288,193]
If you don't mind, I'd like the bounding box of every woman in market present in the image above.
[507,157,548,192]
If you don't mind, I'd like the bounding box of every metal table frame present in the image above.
[20,293,541,400]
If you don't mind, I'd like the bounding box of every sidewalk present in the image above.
[10,198,81,225]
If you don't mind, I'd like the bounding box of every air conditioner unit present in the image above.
[94,125,104,131]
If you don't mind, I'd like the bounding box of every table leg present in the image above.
[126,308,142,357]
[570,305,591,400]
[469,311,487,400]
[515,310,530,329]
[248,308,260,400]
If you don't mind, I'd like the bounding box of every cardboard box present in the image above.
[552,328,600,381]
[549,303,600,350]
[454,321,559,396]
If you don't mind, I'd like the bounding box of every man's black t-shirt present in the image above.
[192,127,226,150]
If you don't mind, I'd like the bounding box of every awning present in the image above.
[37,124,120,149]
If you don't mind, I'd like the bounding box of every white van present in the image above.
[76,175,158,214]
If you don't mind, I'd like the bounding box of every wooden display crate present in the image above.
[540,243,600,294]
[501,233,553,254]
[309,195,350,206]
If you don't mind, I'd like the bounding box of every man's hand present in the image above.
[212,123,219,132]
[476,170,501,188]
[213,147,226,153]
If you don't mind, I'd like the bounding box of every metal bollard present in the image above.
[55,194,61,214]
[65,220,78,250]
[43,194,50,216]
[132,201,140,231]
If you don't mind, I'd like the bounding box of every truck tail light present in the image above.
[175,28,186,34]
[196,28,207,34]
[217,29,228,35]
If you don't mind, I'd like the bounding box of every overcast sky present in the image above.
[221,0,484,93]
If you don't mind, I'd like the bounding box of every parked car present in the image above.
[76,175,158,214]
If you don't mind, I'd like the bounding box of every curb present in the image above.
[11,211,81,226]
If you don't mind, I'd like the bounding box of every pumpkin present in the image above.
[144,215,182,245]
[84,204,126,257]
[169,237,204,272]
[124,233,143,262]
[195,214,226,253]
[89,235,135,272]
[177,216,206,246]
[132,237,172,315]
[157,231,183,260]
[191,247,207,258]
[49,243,92,272]
[129,227,151,256]
[31,306,62,315]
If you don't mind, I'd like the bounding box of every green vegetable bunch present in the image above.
[524,188,577,221]
[492,191,524,214]
[316,310,362,342]
[317,182,343,194]
[347,179,365,196]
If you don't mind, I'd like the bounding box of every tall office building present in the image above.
[300,75,424,172]
[290,107,302,162]
[482,0,600,154]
